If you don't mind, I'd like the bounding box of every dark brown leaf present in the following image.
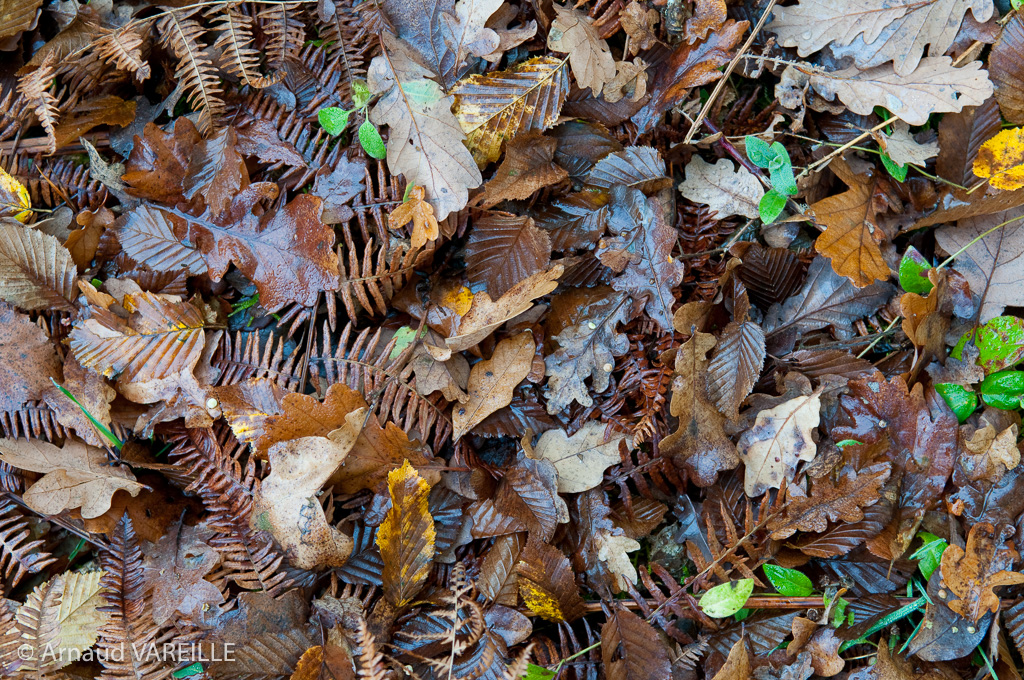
[466,213,552,298]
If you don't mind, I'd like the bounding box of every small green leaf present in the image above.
[952,316,1024,374]
[745,136,774,168]
[766,143,798,196]
[934,383,977,422]
[880,152,908,182]
[318,107,351,135]
[389,326,417,359]
[352,80,371,109]
[90,278,103,288]
[523,663,555,680]
[359,119,387,159]
[898,246,933,295]
[759,189,787,223]
[979,370,1024,410]
[762,564,814,597]
[173,663,204,678]
[909,531,948,580]
[835,439,864,448]
[699,579,754,618]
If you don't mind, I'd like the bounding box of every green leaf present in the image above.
[979,370,1024,410]
[767,144,798,196]
[699,579,754,618]
[48,377,122,450]
[359,119,387,159]
[952,316,1024,374]
[318,107,352,135]
[745,136,774,168]
[759,189,787,223]
[388,326,417,360]
[835,439,864,448]
[909,531,948,580]
[173,663,204,678]
[523,663,555,680]
[880,152,908,182]
[934,383,977,422]
[352,80,371,109]
[898,246,933,295]
[762,564,813,597]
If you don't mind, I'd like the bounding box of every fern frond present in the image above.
[0,401,68,442]
[157,9,225,135]
[0,84,27,144]
[12,573,62,674]
[96,515,173,680]
[259,1,306,71]
[210,3,282,88]
[16,55,59,154]
[94,24,152,80]
[213,331,305,390]
[336,238,425,320]
[354,618,387,680]
[0,501,55,592]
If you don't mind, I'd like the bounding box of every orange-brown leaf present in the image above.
[377,460,436,608]
[940,522,1024,622]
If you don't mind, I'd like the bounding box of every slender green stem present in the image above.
[935,214,1024,270]
[856,316,901,359]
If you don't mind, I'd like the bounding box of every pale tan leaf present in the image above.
[548,4,615,96]
[679,157,764,220]
[43,356,116,448]
[0,223,77,312]
[368,32,482,220]
[0,438,144,519]
[594,533,641,593]
[880,121,939,166]
[737,388,822,497]
[454,331,535,439]
[15,570,108,672]
[531,421,633,493]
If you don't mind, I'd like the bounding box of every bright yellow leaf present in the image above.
[974,127,1024,190]
[518,579,565,622]
[376,459,435,608]
[0,165,31,223]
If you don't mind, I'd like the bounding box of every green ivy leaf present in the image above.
[979,370,1024,410]
[763,564,813,597]
[352,80,371,109]
[835,439,864,448]
[934,383,977,422]
[880,152,908,182]
[898,246,933,295]
[952,316,1024,375]
[699,579,754,618]
[909,531,948,580]
[318,107,351,135]
[359,119,387,159]
[745,136,774,168]
[759,189,787,223]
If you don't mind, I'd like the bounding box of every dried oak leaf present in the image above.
[544,289,633,413]
[389,186,440,249]
[768,0,994,76]
[957,412,1020,485]
[880,121,939,166]
[973,127,1024,190]
[707,320,766,420]
[142,521,224,626]
[768,462,890,539]
[603,58,648,104]
[0,305,60,412]
[679,157,764,220]
[43,355,115,448]
[515,538,585,622]
[810,160,897,287]
[548,4,615,97]
[602,607,672,680]
[662,331,739,487]
[250,409,365,570]
[0,438,145,519]
[207,377,286,446]
[0,222,77,312]
[453,55,570,166]
[377,459,436,608]
[935,206,1024,322]
[470,132,568,210]
[531,421,632,493]
[786,618,843,676]
[711,638,751,680]
[122,119,201,204]
[737,388,822,497]
[454,331,534,439]
[481,2,537,63]
[806,58,993,126]
[311,156,365,224]
[368,32,482,221]
[619,1,659,55]
[632,18,748,133]
[940,522,1024,622]
[466,212,552,298]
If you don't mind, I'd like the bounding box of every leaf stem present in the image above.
[934,214,1024,271]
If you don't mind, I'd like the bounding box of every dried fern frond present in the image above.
[0,85,26,144]
[0,501,55,592]
[259,1,306,72]
[0,400,68,442]
[336,238,425,321]
[210,3,282,88]
[157,9,225,135]
[213,331,305,390]
[313,6,369,105]
[96,514,174,680]
[354,617,387,680]
[16,54,59,155]
[94,23,152,81]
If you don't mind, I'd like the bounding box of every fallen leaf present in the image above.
[470,132,568,209]
[880,121,939,166]
[389,186,440,249]
[547,4,615,97]
[706,320,766,420]
[990,13,1024,124]
[14,570,108,672]
[143,521,225,625]
[0,438,145,518]
[679,156,764,220]
[515,538,585,622]
[465,212,552,298]
[737,388,822,497]
[601,607,672,680]
[768,462,890,539]
[940,522,1024,622]
[377,459,436,608]
[619,1,660,54]
[0,222,77,312]
[454,331,535,439]
[0,305,61,412]
[974,127,1024,190]
[43,355,116,448]
[531,421,632,493]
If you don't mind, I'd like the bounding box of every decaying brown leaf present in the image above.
[454,331,535,439]
[940,522,1024,622]
[737,388,822,497]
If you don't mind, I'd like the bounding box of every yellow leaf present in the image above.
[0,164,31,223]
[974,127,1024,190]
[376,459,435,608]
[15,570,109,671]
[518,579,564,622]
